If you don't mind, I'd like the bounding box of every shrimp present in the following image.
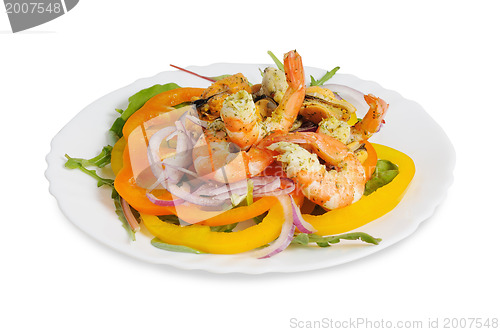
[262,50,306,134]
[220,90,261,151]
[349,94,389,143]
[198,73,252,120]
[263,132,366,210]
[192,119,274,183]
[219,50,306,151]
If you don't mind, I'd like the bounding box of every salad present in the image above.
[65,50,415,259]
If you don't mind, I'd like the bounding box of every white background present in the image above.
[1,1,499,331]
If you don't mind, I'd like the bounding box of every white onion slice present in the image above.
[186,114,209,128]
[194,176,278,196]
[253,177,295,197]
[251,177,281,195]
[167,183,224,207]
[255,195,296,259]
[168,130,192,184]
[146,120,194,186]
[163,163,199,179]
[147,126,177,187]
[210,177,282,201]
[175,119,192,150]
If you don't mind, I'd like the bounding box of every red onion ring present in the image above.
[146,192,185,207]
[120,197,140,232]
[289,195,316,234]
[256,195,296,259]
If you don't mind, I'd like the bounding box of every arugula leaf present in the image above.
[291,232,382,247]
[111,189,136,241]
[291,233,310,245]
[151,237,205,254]
[158,215,182,225]
[64,145,113,169]
[64,151,136,240]
[364,160,400,196]
[64,153,114,188]
[267,51,284,71]
[210,223,238,233]
[310,66,340,86]
[253,212,267,225]
[109,83,181,142]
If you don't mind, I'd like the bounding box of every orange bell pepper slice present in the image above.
[114,87,203,215]
[122,87,205,140]
[177,196,276,225]
[114,143,177,215]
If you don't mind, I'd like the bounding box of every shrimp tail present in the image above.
[353,94,389,140]
[283,50,305,91]
[264,50,306,134]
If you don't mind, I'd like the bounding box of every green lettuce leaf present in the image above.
[364,159,400,196]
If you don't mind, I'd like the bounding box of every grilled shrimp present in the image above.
[263,132,366,210]
[262,50,306,134]
[349,94,388,143]
[220,50,306,151]
[220,90,261,151]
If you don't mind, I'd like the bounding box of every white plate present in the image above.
[45,63,455,274]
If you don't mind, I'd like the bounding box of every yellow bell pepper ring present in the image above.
[140,198,284,255]
[303,143,416,236]
[110,136,127,176]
